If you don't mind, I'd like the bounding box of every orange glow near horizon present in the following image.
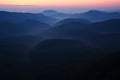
[0,0,120,7]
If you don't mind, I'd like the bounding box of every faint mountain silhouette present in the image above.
[41,10,60,16]
[0,11,57,25]
[41,10,71,20]
[74,10,120,22]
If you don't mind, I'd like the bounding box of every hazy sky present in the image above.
[0,0,120,13]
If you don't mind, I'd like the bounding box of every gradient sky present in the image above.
[0,0,120,13]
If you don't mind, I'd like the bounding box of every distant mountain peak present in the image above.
[42,10,58,13]
[41,10,61,16]
[85,10,107,14]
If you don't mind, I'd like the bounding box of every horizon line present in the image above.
[0,9,119,13]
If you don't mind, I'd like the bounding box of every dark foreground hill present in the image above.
[28,39,120,80]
